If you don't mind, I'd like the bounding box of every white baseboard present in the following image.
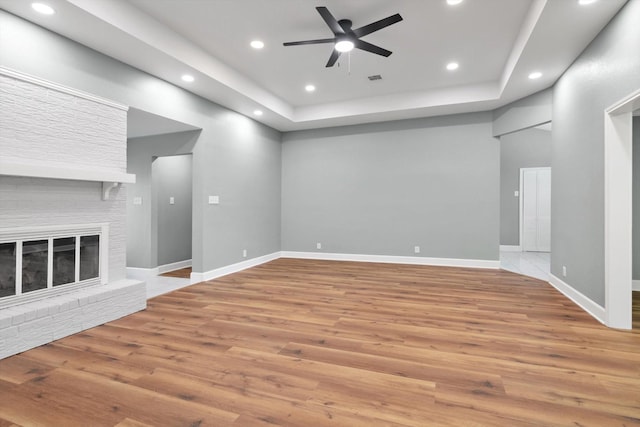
[633,280,640,291]
[126,267,159,280]
[280,251,500,269]
[190,252,281,284]
[188,251,500,284]
[127,259,192,280]
[157,259,192,274]
[499,245,522,252]
[548,274,606,326]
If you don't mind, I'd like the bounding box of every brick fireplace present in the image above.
[0,67,146,359]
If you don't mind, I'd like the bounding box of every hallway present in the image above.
[500,250,550,281]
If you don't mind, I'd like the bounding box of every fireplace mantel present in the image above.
[0,158,135,200]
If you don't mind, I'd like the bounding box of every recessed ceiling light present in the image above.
[305,84,316,92]
[31,3,55,15]
[253,110,263,116]
[447,0,464,5]
[528,71,543,80]
[250,40,264,49]
[578,0,598,5]
[446,62,459,71]
[335,39,354,53]
[181,74,195,83]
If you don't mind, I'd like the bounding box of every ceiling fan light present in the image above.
[335,40,354,53]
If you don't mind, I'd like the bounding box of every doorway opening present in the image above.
[604,88,640,329]
[125,107,201,298]
[499,124,552,281]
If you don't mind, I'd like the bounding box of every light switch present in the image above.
[208,195,220,205]
[133,197,142,205]
[169,196,175,205]
[514,190,519,197]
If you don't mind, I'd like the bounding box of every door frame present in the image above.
[604,88,640,329]
[519,167,551,253]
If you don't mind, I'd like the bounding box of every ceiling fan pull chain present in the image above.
[348,51,351,75]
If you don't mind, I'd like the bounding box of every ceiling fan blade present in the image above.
[326,49,341,67]
[283,38,335,46]
[316,6,345,35]
[352,13,403,38]
[354,39,392,57]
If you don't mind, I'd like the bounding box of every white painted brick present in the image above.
[11,312,25,326]
[0,74,126,172]
[0,73,144,360]
[0,315,13,329]
[0,326,18,340]
[36,306,49,319]
[0,280,145,359]
[24,309,37,322]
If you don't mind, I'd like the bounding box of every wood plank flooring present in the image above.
[160,267,192,279]
[1,258,639,426]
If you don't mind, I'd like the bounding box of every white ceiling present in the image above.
[0,0,628,131]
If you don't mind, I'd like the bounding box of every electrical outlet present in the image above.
[242,249,247,258]
[514,190,519,197]
[316,243,322,249]
[169,196,175,205]
[562,266,567,277]
[414,246,420,254]
[133,197,142,205]
[208,195,219,205]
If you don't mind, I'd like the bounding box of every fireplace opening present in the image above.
[0,224,106,308]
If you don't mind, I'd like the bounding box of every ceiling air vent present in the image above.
[368,75,382,81]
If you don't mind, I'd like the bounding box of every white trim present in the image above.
[605,87,640,114]
[280,252,500,269]
[0,66,128,110]
[190,252,281,283]
[0,158,135,184]
[548,274,606,326]
[633,280,640,292]
[602,89,640,330]
[158,259,192,274]
[499,245,522,252]
[100,224,109,285]
[0,222,109,240]
[126,260,192,280]
[126,267,159,281]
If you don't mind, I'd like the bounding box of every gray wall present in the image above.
[127,131,198,268]
[154,155,193,266]
[633,117,640,280]
[500,128,552,246]
[0,10,282,274]
[493,89,553,137]
[552,0,640,305]
[282,113,500,261]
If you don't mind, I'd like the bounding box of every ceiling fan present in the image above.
[283,6,403,68]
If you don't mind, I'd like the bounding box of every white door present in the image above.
[521,167,551,252]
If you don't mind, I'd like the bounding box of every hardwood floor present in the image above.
[1,258,639,426]
[160,267,192,279]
